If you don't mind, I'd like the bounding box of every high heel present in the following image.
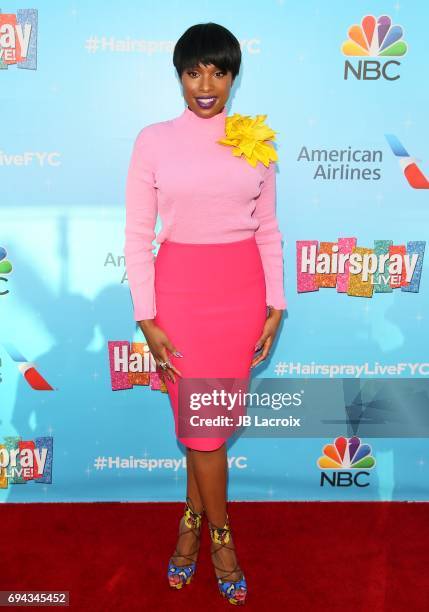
[167,496,204,589]
[208,514,247,605]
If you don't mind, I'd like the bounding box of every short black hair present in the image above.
[173,23,241,81]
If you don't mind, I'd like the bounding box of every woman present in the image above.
[124,22,286,605]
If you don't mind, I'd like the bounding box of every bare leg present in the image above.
[189,444,227,523]
[186,447,204,513]
[190,444,243,582]
[172,447,204,565]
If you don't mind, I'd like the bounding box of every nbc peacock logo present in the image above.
[342,15,407,57]
[317,436,376,488]
[342,15,408,81]
[0,246,13,296]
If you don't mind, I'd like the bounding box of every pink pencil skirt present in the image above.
[153,235,267,451]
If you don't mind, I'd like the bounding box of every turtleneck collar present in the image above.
[178,104,227,133]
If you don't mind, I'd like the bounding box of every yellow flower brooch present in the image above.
[217,112,278,168]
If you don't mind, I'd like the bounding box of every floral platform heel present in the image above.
[167,496,204,589]
[208,514,247,605]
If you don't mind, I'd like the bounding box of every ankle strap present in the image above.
[183,496,203,529]
[208,515,231,544]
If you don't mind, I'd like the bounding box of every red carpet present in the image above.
[1,501,428,611]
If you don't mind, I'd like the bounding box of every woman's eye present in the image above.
[186,71,225,78]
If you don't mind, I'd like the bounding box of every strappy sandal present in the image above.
[208,513,247,605]
[167,496,204,589]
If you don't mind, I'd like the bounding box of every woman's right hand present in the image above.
[138,320,183,383]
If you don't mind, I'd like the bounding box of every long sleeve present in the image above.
[124,127,158,321]
[254,158,287,310]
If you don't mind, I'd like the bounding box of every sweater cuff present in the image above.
[267,299,287,311]
[132,290,157,322]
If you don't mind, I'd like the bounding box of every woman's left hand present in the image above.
[251,307,284,369]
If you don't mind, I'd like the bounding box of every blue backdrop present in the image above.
[1,0,428,502]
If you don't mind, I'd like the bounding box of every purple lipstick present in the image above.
[195,96,218,109]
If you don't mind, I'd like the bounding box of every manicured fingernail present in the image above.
[173,351,184,357]
[254,344,261,351]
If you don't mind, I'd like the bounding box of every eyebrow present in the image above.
[190,64,220,71]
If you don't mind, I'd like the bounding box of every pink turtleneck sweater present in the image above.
[124,105,287,321]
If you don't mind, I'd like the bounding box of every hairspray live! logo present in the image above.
[296,238,425,297]
[0,8,37,69]
[0,436,53,487]
[108,341,168,392]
